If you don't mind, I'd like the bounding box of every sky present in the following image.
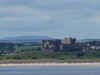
[0,0,100,39]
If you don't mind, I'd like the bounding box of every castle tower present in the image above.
[64,37,67,44]
[64,37,76,45]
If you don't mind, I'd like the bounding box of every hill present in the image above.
[83,39,100,41]
[0,35,54,41]
[77,39,100,42]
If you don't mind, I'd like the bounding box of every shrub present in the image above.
[77,53,84,58]
[32,57,37,59]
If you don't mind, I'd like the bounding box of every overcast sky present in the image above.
[0,0,100,39]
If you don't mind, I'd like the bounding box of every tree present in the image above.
[37,47,42,51]
[0,43,15,51]
[17,43,22,47]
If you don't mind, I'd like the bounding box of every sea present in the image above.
[0,66,100,75]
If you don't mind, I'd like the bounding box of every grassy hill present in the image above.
[0,51,100,63]
[3,51,100,60]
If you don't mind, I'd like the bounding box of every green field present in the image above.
[14,45,42,51]
[0,50,99,63]
[4,50,100,60]
[0,40,41,44]
[0,50,100,63]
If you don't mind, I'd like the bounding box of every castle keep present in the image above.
[64,37,76,45]
[42,37,76,52]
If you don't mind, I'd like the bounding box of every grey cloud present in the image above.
[0,0,100,39]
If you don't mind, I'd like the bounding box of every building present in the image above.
[42,37,76,52]
[42,39,61,52]
[64,37,76,45]
[90,46,100,50]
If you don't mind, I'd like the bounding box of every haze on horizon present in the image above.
[0,0,100,39]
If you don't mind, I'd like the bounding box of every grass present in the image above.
[1,50,100,63]
[4,50,100,59]
[14,45,42,51]
[1,59,100,63]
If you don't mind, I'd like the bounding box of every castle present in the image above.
[42,37,77,52]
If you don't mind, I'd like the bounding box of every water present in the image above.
[0,66,100,75]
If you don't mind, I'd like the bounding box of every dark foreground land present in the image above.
[0,50,100,63]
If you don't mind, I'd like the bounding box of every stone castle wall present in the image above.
[42,37,76,52]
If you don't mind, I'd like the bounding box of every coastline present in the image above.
[0,63,100,67]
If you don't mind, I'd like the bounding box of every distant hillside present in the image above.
[0,35,54,41]
[77,39,100,42]
[84,39,100,41]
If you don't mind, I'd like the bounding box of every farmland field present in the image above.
[14,45,42,51]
